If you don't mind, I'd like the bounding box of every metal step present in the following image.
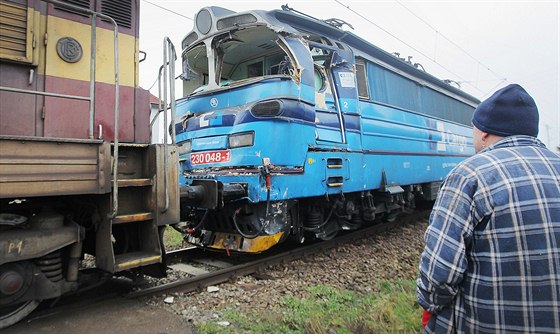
[114,251,161,271]
[112,212,153,224]
[327,176,343,187]
[115,178,153,187]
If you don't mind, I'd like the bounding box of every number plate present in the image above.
[190,150,231,165]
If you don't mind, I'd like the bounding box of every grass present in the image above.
[197,279,423,334]
[163,225,184,250]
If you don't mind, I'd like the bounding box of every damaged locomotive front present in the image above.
[176,7,317,253]
[175,6,478,254]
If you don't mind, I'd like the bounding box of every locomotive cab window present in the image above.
[182,43,209,95]
[247,61,263,77]
[307,41,335,94]
[314,65,326,92]
[214,26,294,86]
[356,58,369,100]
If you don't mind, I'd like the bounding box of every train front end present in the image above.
[176,7,317,253]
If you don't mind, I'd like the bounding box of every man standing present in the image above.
[417,84,560,333]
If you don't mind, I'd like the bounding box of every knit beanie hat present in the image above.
[472,84,539,137]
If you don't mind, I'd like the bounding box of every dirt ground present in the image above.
[2,297,197,334]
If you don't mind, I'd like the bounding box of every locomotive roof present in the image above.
[269,9,480,105]
[184,6,480,105]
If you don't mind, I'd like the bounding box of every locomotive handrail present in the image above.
[1,2,120,217]
[158,37,178,213]
[0,87,91,100]
[35,0,120,217]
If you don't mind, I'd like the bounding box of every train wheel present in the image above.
[317,218,339,241]
[0,300,41,329]
[318,230,338,241]
[0,261,40,329]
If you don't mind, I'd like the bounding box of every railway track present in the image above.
[128,209,428,299]
[15,210,428,326]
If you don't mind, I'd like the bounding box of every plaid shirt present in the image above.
[417,135,560,334]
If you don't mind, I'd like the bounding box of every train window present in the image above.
[366,61,475,126]
[314,66,326,92]
[355,60,369,100]
[183,43,209,95]
[216,26,292,83]
[267,54,290,75]
[0,0,35,63]
[247,61,263,77]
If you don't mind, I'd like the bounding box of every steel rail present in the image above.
[16,211,427,326]
[127,211,428,299]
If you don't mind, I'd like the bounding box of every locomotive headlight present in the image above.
[251,100,281,117]
[178,140,192,155]
[229,132,254,148]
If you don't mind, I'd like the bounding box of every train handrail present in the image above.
[0,0,121,217]
[50,2,121,218]
[157,37,178,213]
[0,87,91,101]
[0,0,120,142]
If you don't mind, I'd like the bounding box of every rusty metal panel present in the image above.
[43,76,90,139]
[0,223,81,265]
[0,136,111,198]
[134,87,150,143]
[150,144,179,226]
[0,64,39,136]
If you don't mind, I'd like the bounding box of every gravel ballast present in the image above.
[148,218,429,326]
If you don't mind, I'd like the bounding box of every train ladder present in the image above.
[96,144,163,273]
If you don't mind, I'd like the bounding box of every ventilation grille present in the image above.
[54,0,91,16]
[0,0,29,60]
[101,0,132,29]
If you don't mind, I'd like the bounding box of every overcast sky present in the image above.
[139,0,559,150]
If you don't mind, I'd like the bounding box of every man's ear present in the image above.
[481,131,490,144]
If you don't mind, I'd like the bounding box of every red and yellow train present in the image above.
[0,0,179,327]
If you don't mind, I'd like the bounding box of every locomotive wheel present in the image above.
[0,300,41,329]
[317,218,339,241]
[318,228,338,241]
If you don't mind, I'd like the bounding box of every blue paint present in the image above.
[177,6,479,208]
[192,135,228,151]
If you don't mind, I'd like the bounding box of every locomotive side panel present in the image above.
[0,0,42,136]
[0,137,111,198]
[0,0,148,142]
[0,1,179,328]
[176,6,480,254]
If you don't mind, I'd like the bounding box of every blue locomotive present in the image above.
[175,6,478,253]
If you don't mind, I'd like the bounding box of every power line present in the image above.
[333,0,496,96]
[141,0,193,21]
[395,0,506,83]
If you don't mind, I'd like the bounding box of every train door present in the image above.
[329,49,359,140]
[313,48,343,143]
[313,47,358,144]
